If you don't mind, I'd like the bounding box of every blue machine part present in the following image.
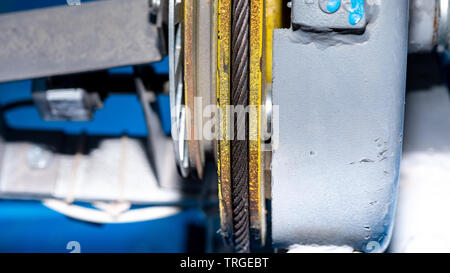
[0,200,206,253]
[0,58,172,136]
[0,34,181,252]
[0,0,98,14]
[0,0,197,254]
[4,93,149,136]
[156,94,172,135]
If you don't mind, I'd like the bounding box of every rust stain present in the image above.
[432,1,439,47]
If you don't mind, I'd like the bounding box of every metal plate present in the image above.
[0,0,163,83]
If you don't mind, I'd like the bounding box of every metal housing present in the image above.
[271,0,409,252]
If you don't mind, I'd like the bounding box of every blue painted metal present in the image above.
[327,0,341,13]
[0,0,191,254]
[0,68,184,252]
[156,94,172,136]
[0,200,206,253]
[0,58,172,136]
[152,56,170,75]
[348,0,365,25]
[0,0,179,250]
[4,94,148,136]
[0,0,98,14]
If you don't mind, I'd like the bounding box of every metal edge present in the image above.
[249,0,266,248]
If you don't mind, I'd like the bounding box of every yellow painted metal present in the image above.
[249,0,265,246]
[265,0,283,84]
[216,0,233,241]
